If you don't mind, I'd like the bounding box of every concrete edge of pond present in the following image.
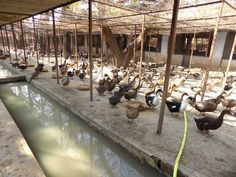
[0,100,46,177]
[0,75,26,83]
[0,60,205,177]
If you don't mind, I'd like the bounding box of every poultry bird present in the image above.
[62,72,70,86]
[17,64,27,70]
[124,80,143,101]
[194,109,232,133]
[95,81,108,96]
[29,70,40,84]
[166,96,192,114]
[35,63,44,72]
[109,88,125,108]
[119,74,139,93]
[145,87,163,109]
[78,69,86,83]
[126,108,139,122]
[221,98,236,110]
[98,74,110,86]
[107,78,119,94]
[188,91,201,107]
[194,92,225,113]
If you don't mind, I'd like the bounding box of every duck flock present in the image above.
[2,48,236,134]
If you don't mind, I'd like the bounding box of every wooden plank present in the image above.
[52,9,59,85]
[189,28,196,68]
[88,0,93,101]
[157,0,180,134]
[139,15,145,79]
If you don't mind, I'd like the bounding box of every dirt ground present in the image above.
[1,57,236,177]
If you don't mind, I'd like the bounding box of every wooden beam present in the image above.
[133,25,137,62]
[222,33,236,89]
[5,25,11,61]
[205,31,212,57]
[189,28,196,68]
[0,27,6,53]
[32,17,39,65]
[88,0,93,101]
[58,27,62,64]
[100,20,104,77]
[52,10,59,85]
[74,23,78,69]
[46,30,50,63]
[20,20,27,66]
[157,0,180,134]
[11,23,17,62]
[201,1,225,101]
[139,15,145,79]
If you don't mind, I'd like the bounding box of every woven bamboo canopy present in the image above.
[1,0,236,35]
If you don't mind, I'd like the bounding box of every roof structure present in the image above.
[1,0,236,35]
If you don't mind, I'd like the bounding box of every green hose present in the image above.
[173,111,188,177]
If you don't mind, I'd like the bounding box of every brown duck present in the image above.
[194,109,232,133]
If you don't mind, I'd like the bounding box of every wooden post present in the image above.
[20,21,27,66]
[74,24,78,69]
[201,1,224,101]
[189,28,196,68]
[139,15,145,79]
[52,10,59,85]
[100,20,104,77]
[133,25,137,62]
[5,25,11,61]
[0,27,6,53]
[157,0,180,134]
[11,24,18,62]
[205,31,212,57]
[58,28,62,64]
[222,34,236,89]
[88,0,93,101]
[46,30,50,63]
[32,17,39,65]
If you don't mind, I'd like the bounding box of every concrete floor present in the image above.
[1,58,236,177]
[0,100,45,177]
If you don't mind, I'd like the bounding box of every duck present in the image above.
[188,91,201,107]
[95,81,108,96]
[194,109,232,133]
[29,70,40,84]
[17,64,27,70]
[62,72,70,86]
[221,98,236,110]
[10,62,19,68]
[107,78,118,94]
[108,88,125,107]
[35,63,44,72]
[145,87,163,109]
[166,96,192,114]
[124,80,143,101]
[126,108,139,122]
[194,92,225,113]
[98,74,110,86]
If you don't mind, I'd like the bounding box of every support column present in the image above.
[58,28,62,64]
[139,15,145,79]
[222,34,236,89]
[75,24,78,69]
[32,17,39,65]
[100,20,104,77]
[20,21,27,66]
[133,25,137,62]
[201,1,224,101]
[157,0,180,134]
[189,28,196,68]
[11,24,18,63]
[52,10,59,85]
[0,27,6,53]
[88,0,93,101]
[5,25,11,61]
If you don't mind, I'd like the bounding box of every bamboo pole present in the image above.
[11,23,18,63]
[0,27,6,53]
[88,0,93,101]
[222,34,236,89]
[74,24,78,69]
[133,25,137,62]
[201,1,224,101]
[32,17,39,65]
[157,0,180,134]
[139,15,145,79]
[58,28,62,64]
[20,21,27,66]
[205,31,212,57]
[5,25,11,61]
[52,10,59,85]
[100,20,104,77]
[189,28,196,68]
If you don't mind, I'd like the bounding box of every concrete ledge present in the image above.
[0,75,26,83]
[0,100,45,177]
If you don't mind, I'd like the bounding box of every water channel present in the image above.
[0,82,163,177]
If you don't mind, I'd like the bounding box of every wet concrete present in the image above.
[0,100,45,177]
[1,59,236,177]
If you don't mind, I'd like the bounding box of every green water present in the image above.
[0,82,164,177]
[0,64,13,76]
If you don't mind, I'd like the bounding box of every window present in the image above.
[145,34,162,52]
[193,32,212,56]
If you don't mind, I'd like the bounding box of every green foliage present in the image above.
[68,2,80,10]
